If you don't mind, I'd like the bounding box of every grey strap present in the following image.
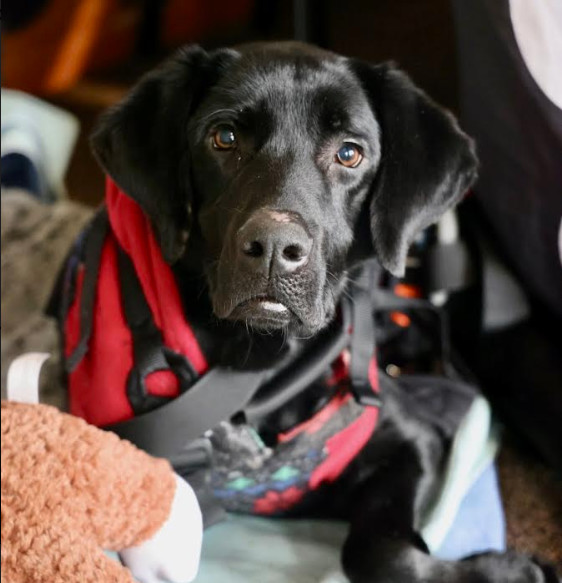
[104,367,268,458]
[66,209,109,372]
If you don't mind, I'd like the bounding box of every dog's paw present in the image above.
[531,557,560,583]
[466,551,559,583]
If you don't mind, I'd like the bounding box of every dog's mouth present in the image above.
[228,294,293,328]
[210,262,331,334]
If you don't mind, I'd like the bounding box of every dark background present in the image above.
[5,0,458,206]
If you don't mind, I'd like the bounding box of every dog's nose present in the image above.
[237,211,312,275]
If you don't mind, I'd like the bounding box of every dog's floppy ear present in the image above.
[91,45,237,263]
[352,62,478,276]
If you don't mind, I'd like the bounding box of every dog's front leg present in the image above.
[343,535,557,583]
[341,442,557,583]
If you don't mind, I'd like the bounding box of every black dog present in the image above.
[89,43,557,582]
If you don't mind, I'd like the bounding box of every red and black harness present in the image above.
[49,178,390,518]
[51,178,471,520]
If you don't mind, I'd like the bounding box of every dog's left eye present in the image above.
[213,126,237,150]
[336,143,363,168]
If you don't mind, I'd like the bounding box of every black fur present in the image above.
[91,42,556,582]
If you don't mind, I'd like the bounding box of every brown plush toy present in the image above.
[1,354,203,583]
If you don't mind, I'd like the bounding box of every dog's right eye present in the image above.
[213,127,237,150]
[335,143,363,168]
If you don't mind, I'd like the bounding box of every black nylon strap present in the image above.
[117,248,169,376]
[349,261,382,407]
[117,247,200,415]
[66,209,109,373]
[104,366,268,458]
[244,302,352,422]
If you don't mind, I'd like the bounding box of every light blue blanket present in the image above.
[194,463,505,583]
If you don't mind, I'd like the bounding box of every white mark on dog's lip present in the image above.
[259,300,288,312]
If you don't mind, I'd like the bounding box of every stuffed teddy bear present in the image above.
[1,353,203,583]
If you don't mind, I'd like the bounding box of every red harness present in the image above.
[65,178,207,425]
[60,178,380,513]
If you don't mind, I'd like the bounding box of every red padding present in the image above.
[106,178,208,376]
[68,178,209,426]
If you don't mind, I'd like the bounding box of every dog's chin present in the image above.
[212,293,327,336]
[229,296,293,330]
[209,266,339,336]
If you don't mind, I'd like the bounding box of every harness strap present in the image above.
[349,261,382,407]
[104,367,268,458]
[117,247,197,415]
[244,261,383,421]
[244,302,353,422]
[66,208,109,373]
[118,247,169,375]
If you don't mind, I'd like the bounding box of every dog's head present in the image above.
[92,43,477,336]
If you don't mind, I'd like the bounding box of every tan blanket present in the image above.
[1,191,92,407]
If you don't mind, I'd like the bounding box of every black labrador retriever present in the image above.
[90,42,557,582]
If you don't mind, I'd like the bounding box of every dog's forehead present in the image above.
[208,51,371,126]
